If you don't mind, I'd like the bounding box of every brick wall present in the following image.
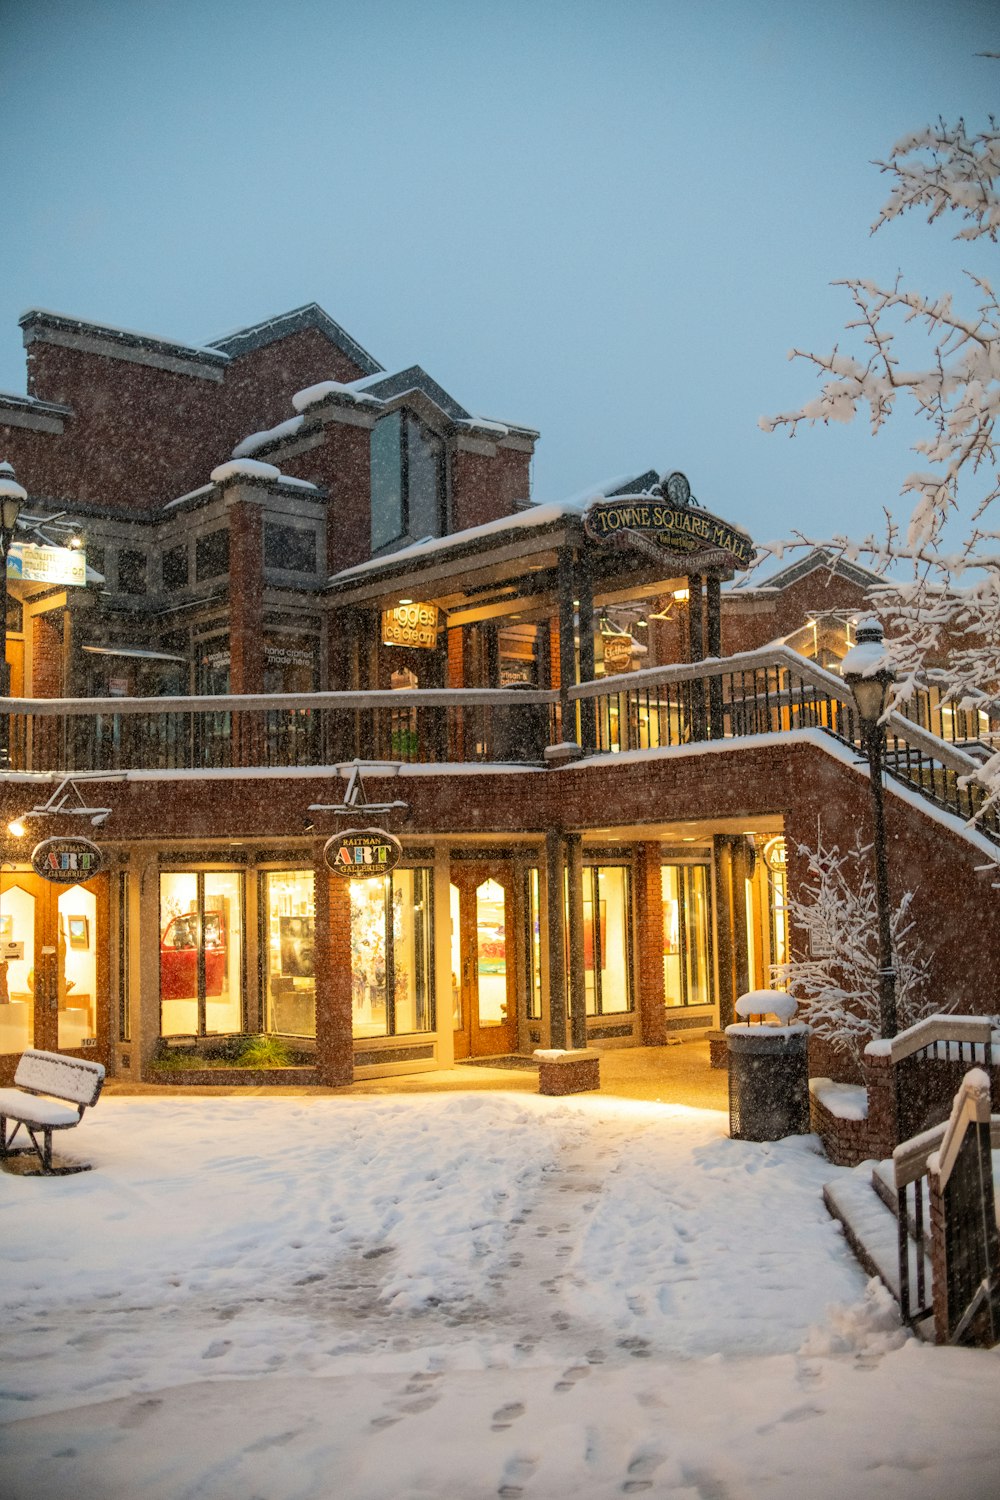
[4,326,369,513]
[451,446,531,533]
[31,610,64,697]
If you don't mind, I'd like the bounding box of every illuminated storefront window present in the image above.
[582,865,633,1015]
[57,885,98,1049]
[263,870,315,1036]
[0,882,36,1055]
[524,869,543,1020]
[662,863,714,1008]
[351,869,433,1038]
[159,871,243,1036]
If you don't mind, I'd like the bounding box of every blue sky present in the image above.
[1,0,996,545]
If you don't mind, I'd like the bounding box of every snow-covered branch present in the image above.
[773,832,936,1070]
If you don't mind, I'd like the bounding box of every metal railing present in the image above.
[567,646,1000,845]
[1,644,997,845]
[1,686,560,774]
[892,1071,1000,1343]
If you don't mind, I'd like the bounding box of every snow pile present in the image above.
[809,1077,869,1121]
[210,458,281,484]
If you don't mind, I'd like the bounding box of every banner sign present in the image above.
[323,828,403,877]
[584,496,754,571]
[8,543,87,588]
[382,602,438,650]
[31,836,106,883]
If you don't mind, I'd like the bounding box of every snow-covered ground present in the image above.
[1,1093,998,1499]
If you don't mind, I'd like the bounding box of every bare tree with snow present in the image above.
[773,831,935,1071]
[760,79,1000,792]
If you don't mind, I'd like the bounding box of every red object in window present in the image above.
[160,912,225,1000]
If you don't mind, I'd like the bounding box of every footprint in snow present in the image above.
[491,1401,526,1430]
[622,1446,666,1493]
[554,1365,590,1392]
[202,1339,232,1360]
[498,1452,538,1497]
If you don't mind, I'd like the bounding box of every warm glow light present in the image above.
[398,598,413,606]
[7,819,26,838]
[672,588,689,602]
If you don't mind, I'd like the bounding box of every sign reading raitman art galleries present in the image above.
[31,836,106,883]
[584,472,755,572]
[324,828,403,877]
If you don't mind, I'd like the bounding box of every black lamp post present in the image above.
[0,469,25,767]
[842,618,898,1040]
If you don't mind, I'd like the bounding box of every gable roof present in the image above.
[208,303,383,375]
[730,547,883,594]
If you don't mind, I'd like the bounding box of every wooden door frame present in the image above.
[451,860,521,1059]
[0,869,108,1076]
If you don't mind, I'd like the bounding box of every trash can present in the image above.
[493,683,549,763]
[726,1024,810,1141]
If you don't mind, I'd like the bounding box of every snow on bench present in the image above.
[0,1048,105,1175]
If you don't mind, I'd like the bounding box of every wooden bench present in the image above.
[0,1048,105,1175]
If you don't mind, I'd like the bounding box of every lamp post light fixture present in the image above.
[842,618,898,1040]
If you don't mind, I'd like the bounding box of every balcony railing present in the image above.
[1,646,997,845]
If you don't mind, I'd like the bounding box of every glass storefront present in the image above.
[159,871,243,1036]
[662,863,714,1008]
[524,868,542,1020]
[582,864,633,1015]
[351,869,433,1038]
[263,870,316,1037]
[0,882,36,1055]
[57,885,98,1049]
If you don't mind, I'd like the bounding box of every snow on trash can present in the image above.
[726,990,810,1141]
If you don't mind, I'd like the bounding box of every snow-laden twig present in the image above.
[773,830,936,1070]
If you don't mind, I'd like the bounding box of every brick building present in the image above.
[0,303,997,1089]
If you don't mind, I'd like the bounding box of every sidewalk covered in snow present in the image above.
[2,1090,998,1500]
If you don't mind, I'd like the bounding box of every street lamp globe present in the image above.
[842,618,896,728]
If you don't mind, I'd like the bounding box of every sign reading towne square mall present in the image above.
[584,472,755,572]
[324,828,403,877]
[31,836,106,883]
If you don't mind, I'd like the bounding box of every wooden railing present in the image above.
[892,1069,1000,1342]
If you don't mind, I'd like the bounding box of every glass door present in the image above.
[451,863,519,1059]
[0,872,103,1065]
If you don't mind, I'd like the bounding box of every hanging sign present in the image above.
[382,602,439,649]
[583,473,755,572]
[601,633,634,672]
[762,836,787,873]
[31,836,106,883]
[323,828,403,877]
[8,543,87,587]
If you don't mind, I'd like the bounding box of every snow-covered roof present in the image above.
[208,303,383,376]
[19,308,229,367]
[728,546,883,595]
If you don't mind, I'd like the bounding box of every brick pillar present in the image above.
[861,1049,901,1160]
[635,842,666,1044]
[314,858,354,1086]
[31,609,63,697]
[227,498,264,695]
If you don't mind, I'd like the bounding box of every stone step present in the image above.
[823,1165,935,1340]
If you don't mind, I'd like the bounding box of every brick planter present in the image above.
[144,1067,319,1088]
[808,1083,873,1167]
[534,1049,601,1096]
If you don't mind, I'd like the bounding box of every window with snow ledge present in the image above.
[118,547,147,596]
[196,528,229,582]
[162,544,189,591]
[370,411,446,553]
[263,521,317,575]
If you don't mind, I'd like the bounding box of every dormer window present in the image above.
[371,411,445,552]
